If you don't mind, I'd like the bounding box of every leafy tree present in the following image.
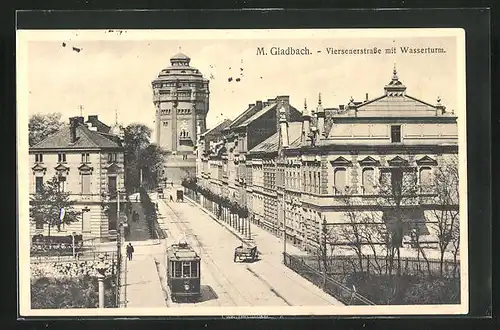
[138,143,167,190]
[29,112,65,147]
[29,175,80,237]
[123,124,167,192]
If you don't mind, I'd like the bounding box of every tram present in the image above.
[166,241,201,302]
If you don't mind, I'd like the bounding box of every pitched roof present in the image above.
[202,119,232,137]
[354,94,438,114]
[250,122,303,154]
[227,104,260,129]
[30,124,122,150]
[237,103,277,128]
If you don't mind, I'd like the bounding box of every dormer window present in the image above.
[58,153,66,163]
[34,153,43,163]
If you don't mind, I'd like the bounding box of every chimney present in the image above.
[339,105,345,111]
[69,117,79,143]
[249,103,255,108]
[276,95,290,105]
[365,93,369,101]
[255,100,263,109]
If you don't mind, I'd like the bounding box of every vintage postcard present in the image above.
[17,28,467,317]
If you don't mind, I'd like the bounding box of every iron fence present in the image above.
[297,254,460,279]
[30,250,117,263]
[283,252,375,305]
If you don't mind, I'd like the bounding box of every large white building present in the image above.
[29,115,126,242]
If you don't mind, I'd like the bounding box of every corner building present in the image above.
[195,68,459,254]
[152,53,210,183]
[29,115,126,242]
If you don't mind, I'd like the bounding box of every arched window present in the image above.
[334,168,347,194]
[362,168,375,194]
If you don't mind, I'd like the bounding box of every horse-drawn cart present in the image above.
[233,240,258,262]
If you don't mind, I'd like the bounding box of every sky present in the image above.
[19,29,462,136]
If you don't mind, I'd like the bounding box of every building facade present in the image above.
[195,68,459,253]
[152,52,210,183]
[196,96,302,217]
[29,115,126,242]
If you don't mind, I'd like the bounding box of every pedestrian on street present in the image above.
[169,195,173,202]
[126,243,134,261]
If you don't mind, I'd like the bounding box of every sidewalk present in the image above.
[122,193,165,308]
[124,253,166,308]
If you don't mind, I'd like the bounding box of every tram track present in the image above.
[162,199,253,307]
[184,197,340,306]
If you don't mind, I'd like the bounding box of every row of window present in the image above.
[34,174,119,196]
[34,153,118,163]
[154,80,201,87]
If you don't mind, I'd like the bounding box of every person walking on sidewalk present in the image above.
[126,243,134,261]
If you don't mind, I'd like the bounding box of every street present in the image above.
[155,188,343,307]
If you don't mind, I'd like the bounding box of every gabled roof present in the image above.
[227,104,260,129]
[30,124,122,150]
[249,122,303,154]
[237,103,277,128]
[202,119,232,138]
[354,94,439,114]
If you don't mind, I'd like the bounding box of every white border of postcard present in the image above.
[17,28,467,316]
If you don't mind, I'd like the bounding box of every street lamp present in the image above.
[71,231,77,259]
[95,253,108,308]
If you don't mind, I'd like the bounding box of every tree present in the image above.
[123,124,153,192]
[409,222,433,277]
[309,216,338,284]
[138,144,168,190]
[337,188,368,274]
[376,165,419,276]
[29,175,80,238]
[29,113,65,147]
[427,156,460,277]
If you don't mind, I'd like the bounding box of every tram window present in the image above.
[182,262,191,277]
[191,261,198,277]
[174,262,182,277]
